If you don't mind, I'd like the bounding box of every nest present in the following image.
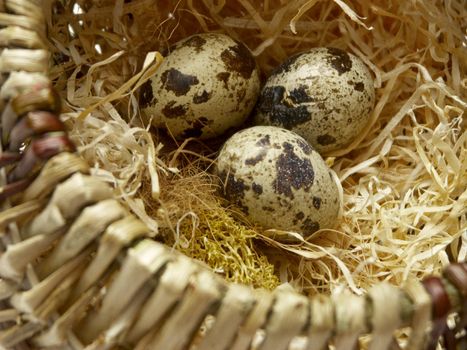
[44,0,466,296]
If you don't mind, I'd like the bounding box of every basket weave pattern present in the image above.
[0,1,466,349]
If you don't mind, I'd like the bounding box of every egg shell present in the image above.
[140,33,261,139]
[216,126,341,239]
[254,47,375,153]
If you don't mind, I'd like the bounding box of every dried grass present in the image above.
[44,0,466,293]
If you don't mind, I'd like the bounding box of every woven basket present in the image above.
[0,1,466,349]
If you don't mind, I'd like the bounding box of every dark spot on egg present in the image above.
[162,101,187,118]
[182,35,206,53]
[193,90,211,104]
[313,196,321,210]
[262,206,275,212]
[139,79,154,108]
[326,47,352,75]
[289,85,314,104]
[347,80,365,92]
[258,86,311,129]
[273,142,314,199]
[245,149,267,166]
[216,72,231,88]
[181,117,210,138]
[221,42,256,79]
[272,52,302,76]
[256,134,271,147]
[295,212,305,220]
[295,138,313,155]
[220,171,250,214]
[252,183,263,195]
[161,68,199,96]
[182,127,203,138]
[354,82,365,91]
[317,134,336,146]
[316,101,327,110]
[279,198,293,210]
[236,88,247,103]
[302,219,320,234]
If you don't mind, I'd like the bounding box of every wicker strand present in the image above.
[259,290,309,350]
[333,292,368,350]
[196,284,256,350]
[405,279,433,350]
[367,283,403,350]
[0,1,465,350]
[229,289,274,350]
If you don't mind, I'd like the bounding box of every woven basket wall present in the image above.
[0,1,466,350]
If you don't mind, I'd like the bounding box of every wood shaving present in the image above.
[45,0,466,293]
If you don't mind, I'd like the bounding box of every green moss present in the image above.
[175,208,280,290]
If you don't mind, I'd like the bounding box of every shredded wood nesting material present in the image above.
[45,0,466,293]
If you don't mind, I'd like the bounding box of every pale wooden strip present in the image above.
[133,330,155,350]
[404,279,432,350]
[0,230,61,282]
[70,216,149,300]
[0,278,17,300]
[127,256,198,345]
[0,322,42,349]
[0,48,48,73]
[37,199,126,277]
[0,26,45,49]
[0,308,18,323]
[24,173,113,238]
[147,270,224,350]
[0,199,42,231]
[305,295,334,350]
[368,283,402,350]
[23,203,64,238]
[197,284,256,350]
[0,13,42,31]
[39,172,114,220]
[22,152,90,201]
[77,240,170,344]
[230,289,273,350]
[83,285,154,350]
[332,292,368,350]
[1,102,17,144]
[32,286,98,348]
[5,0,44,20]
[259,291,309,350]
[9,249,89,314]
[33,266,85,321]
[0,71,50,100]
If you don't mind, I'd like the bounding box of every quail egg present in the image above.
[216,126,341,240]
[140,33,261,139]
[254,47,375,153]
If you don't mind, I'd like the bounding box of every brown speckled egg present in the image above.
[140,33,260,139]
[216,126,341,240]
[254,47,375,153]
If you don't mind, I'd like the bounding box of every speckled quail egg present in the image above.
[140,33,261,139]
[254,47,375,154]
[216,126,341,240]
